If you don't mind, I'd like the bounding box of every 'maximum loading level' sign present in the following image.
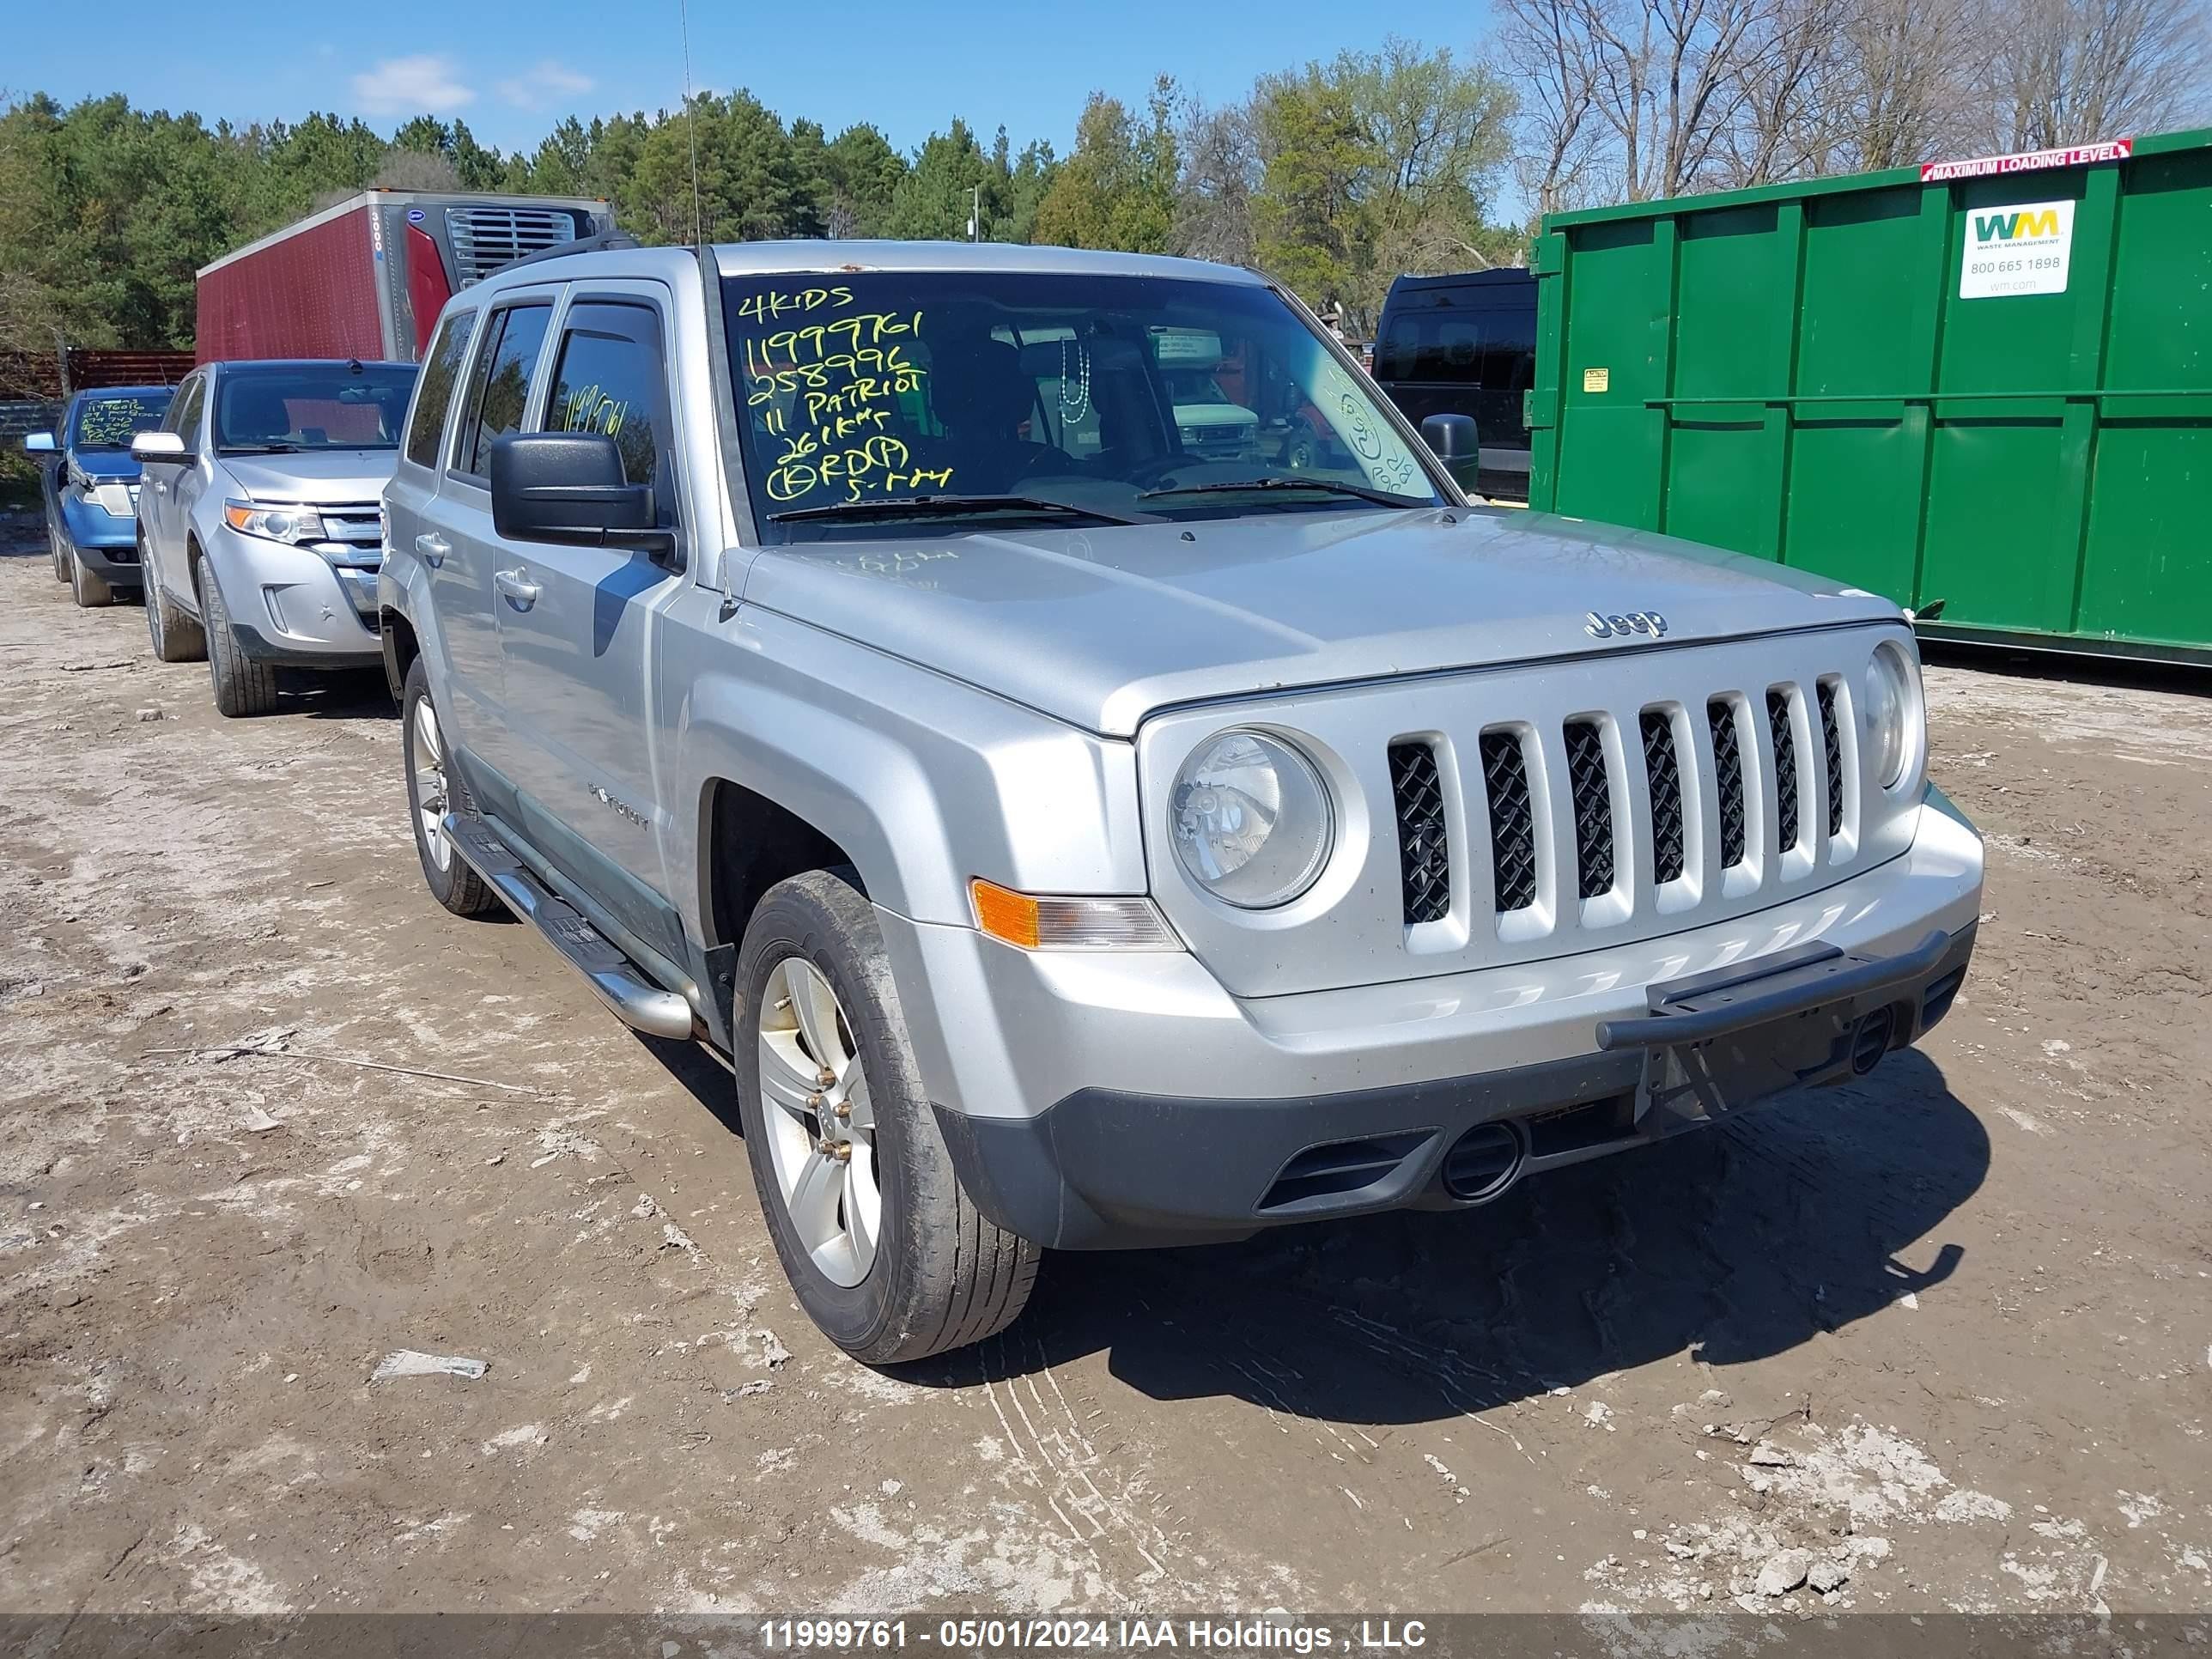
[1960,199,2075,299]
[1920,138,2132,182]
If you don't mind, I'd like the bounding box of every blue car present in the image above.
[23,385,177,606]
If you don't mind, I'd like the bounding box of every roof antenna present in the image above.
[680,0,703,249]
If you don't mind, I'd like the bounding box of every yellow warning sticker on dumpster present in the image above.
[1583,367,1610,392]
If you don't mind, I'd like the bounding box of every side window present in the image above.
[453,302,553,481]
[542,301,675,521]
[405,310,477,470]
[168,376,207,446]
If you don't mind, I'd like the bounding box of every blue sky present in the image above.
[9,0,1494,157]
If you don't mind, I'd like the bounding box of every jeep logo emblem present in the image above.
[1585,610,1668,640]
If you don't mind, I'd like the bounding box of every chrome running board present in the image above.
[441,812,695,1041]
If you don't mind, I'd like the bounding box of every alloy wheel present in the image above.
[410,696,453,872]
[757,957,879,1287]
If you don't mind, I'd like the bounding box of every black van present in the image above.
[1372,269,1535,500]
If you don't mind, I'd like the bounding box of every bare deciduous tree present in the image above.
[1498,0,1611,212]
[1173,98,1261,265]
[1989,0,2210,149]
[1498,0,2211,215]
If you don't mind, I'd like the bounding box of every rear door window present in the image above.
[453,302,553,481]
[406,309,477,470]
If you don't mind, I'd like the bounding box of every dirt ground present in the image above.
[2,509,2208,1622]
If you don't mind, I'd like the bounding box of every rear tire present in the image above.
[198,566,278,717]
[735,869,1039,1364]
[401,657,500,918]
[50,522,71,583]
[143,552,207,663]
[70,550,114,608]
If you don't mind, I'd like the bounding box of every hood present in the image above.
[744,507,1902,737]
[222,448,400,504]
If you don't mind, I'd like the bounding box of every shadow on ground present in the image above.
[281,665,398,720]
[644,1030,1985,1425]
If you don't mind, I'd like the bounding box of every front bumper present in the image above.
[207,525,382,668]
[884,787,1984,1249]
[58,497,144,580]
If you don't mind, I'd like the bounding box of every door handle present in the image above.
[495,567,541,609]
[415,532,450,568]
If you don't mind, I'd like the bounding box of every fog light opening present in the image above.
[1440,1120,1527,1204]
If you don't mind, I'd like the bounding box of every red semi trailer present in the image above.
[196,190,617,364]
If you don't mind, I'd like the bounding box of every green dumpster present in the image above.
[1526,129,2212,664]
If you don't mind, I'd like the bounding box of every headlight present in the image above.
[1863,641,1919,789]
[1169,730,1333,908]
[224,500,328,545]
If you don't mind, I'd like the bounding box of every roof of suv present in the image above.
[463,240,1271,294]
[711,240,1269,284]
[199,359,416,373]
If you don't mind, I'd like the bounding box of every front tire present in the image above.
[143,551,207,663]
[735,869,1039,1364]
[197,565,278,717]
[69,549,114,608]
[401,657,499,917]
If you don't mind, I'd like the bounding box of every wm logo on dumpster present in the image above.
[1972,208,2063,241]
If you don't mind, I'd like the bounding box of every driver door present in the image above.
[494,283,690,933]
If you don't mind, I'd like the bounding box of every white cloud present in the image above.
[350,54,475,116]
[495,60,596,109]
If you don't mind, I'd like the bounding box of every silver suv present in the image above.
[379,242,1984,1364]
[133,359,417,715]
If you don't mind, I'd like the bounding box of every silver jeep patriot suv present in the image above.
[378,241,1983,1364]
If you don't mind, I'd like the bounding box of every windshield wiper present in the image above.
[768,494,1139,526]
[219,442,306,454]
[1139,475,1425,508]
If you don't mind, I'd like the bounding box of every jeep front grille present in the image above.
[1443,675,1856,926]
[1480,730,1538,913]
[1564,720,1613,898]
[445,205,585,286]
[1641,708,1686,884]
[1817,678,1844,836]
[1389,741,1451,925]
[1710,698,1748,869]
[1768,688,1802,854]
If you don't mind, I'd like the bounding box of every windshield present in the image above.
[72,392,171,452]
[213,363,418,454]
[720,270,1440,538]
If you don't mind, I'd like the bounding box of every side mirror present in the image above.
[131,432,191,465]
[22,431,56,454]
[1419,412,1482,490]
[489,433,672,555]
